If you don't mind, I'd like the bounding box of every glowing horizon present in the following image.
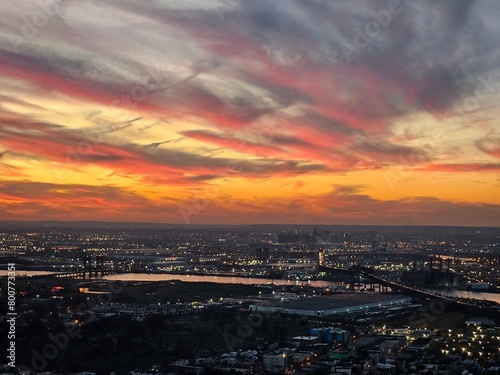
[0,0,499,226]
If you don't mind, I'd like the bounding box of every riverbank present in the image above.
[428,285,500,294]
[428,287,500,305]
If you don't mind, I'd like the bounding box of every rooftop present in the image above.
[265,293,410,311]
[465,317,496,326]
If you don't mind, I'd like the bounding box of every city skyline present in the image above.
[0,0,499,226]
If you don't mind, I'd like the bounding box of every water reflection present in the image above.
[0,270,55,277]
[432,289,500,304]
[3,270,498,304]
[103,273,341,287]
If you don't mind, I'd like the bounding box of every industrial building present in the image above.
[262,351,292,371]
[250,293,412,316]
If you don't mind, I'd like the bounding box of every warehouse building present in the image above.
[249,293,411,316]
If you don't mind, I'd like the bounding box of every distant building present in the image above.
[465,317,495,327]
[291,336,320,346]
[470,282,490,290]
[407,337,432,352]
[255,247,270,259]
[250,294,411,316]
[262,352,290,370]
[311,327,350,343]
[402,270,427,286]
[213,366,253,375]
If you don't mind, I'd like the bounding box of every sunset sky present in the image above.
[0,0,499,226]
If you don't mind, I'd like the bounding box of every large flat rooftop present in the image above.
[264,293,410,310]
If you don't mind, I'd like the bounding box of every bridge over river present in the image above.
[319,262,500,318]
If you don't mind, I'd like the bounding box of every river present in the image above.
[0,270,341,287]
[430,289,500,305]
[102,273,343,288]
[0,270,56,277]
[3,270,499,304]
